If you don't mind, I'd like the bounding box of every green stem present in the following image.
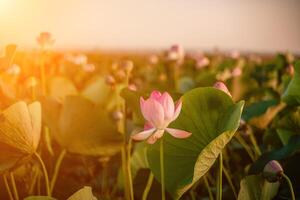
[142,172,154,200]
[282,173,296,200]
[34,152,50,196]
[3,174,14,200]
[217,153,223,200]
[249,132,261,156]
[160,138,166,200]
[127,139,134,200]
[203,175,214,200]
[10,172,19,200]
[222,166,237,199]
[121,147,130,200]
[40,53,47,95]
[50,149,66,195]
[235,134,256,161]
[28,167,39,194]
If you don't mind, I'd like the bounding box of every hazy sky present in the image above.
[1,0,300,53]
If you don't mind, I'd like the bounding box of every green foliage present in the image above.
[147,87,244,199]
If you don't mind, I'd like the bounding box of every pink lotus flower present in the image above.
[132,91,192,144]
[214,82,232,97]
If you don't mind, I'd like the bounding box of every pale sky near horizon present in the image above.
[0,0,300,53]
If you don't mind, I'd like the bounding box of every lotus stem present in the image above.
[34,152,50,196]
[235,134,255,161]
[160,138,166,200]
[50,149,67,195]
[249,132,261,157]
[121,147,130,200]
[217,153,223,200]
[10,172,19,200]
[127,139,134,200]
[40,53,47,95]
[282,173,295,200]
[3,174,14,200]
[142,172,154,200]
[203,175,214,200]
[222,166,237,198]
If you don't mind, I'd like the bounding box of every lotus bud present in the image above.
[121,60,134,74]
[105,75,116,86]
[149,55,158,64]
[83,64,95,72]
[196,56,210,69]
[36,32,54,49]
[232,67,242,77]
[167,44,185,62]
[112,110,124,121]
[286,64,294,76]
[230,50,240,59]
[263,160,283,182]
[213,82,232,97]
[128,84,137,91]
[115,69,127,82]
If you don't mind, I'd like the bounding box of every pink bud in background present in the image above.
[263,160,283,182]
[105,75,116,86]
[196,55,210,69]
[230,50,240,59]
[231,67,242,77]
[213,82,232,97]
[82,64,95,72]
[286,64,294,76]
[36,32,54,48]
[132,91,191,144]
[167,44,185,62]
[149,55,159,64]
[128,84,137,91]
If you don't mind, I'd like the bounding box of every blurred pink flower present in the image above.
[82,64,95,72]
[214,82,232,97]
[167,44,185,62]
[193,52,210,69]
[128,83,137,91]
[286,64,294,76]
[231,67,242,77]
[132,91,191,144]
[36,32,54,48]
[230,50,240,59]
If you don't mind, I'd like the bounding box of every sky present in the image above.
[0,0,300,53]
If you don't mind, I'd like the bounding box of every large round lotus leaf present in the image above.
[49,76,78,101]
[81,75,110,104]
[147,87,244,199]
[54,95,123,156]
[0,101,41,172]
[282,60,300,105]
[67,186,97,200]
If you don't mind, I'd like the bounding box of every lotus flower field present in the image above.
[0,33,299,200]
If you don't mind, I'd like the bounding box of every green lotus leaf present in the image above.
[43,95,123,156]
[147,87,244,199]
[0,101,41,172]
[67,186,97,200]
[282,60,300,105]
[49,76,78,101]
[81,75,110,104]
[237,175,279,200]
